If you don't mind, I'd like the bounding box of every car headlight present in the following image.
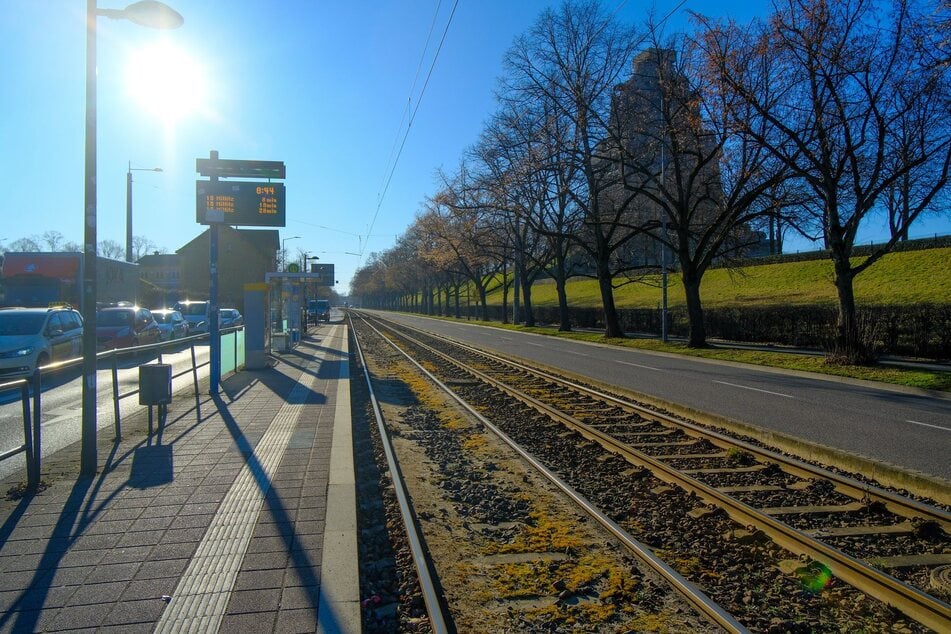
[0,346,35,359]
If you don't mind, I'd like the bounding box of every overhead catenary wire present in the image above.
[377,0,445,202]
[363,0,460,258]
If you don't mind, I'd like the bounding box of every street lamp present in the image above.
[282,235,300,271]
[82,0,182,477]
[126,162,162,262]
[301,252,319,273]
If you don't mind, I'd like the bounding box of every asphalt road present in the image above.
[374,311,951,482]
[0,346,211,481]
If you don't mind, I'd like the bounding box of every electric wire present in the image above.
[363,0,461,257]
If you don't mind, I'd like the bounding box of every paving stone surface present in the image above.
[0,329,355,633]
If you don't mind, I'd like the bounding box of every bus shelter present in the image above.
[263,272,323,352]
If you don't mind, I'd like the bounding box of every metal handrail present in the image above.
[0,325,244,488]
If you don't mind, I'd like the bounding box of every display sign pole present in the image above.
[208,150,221,394]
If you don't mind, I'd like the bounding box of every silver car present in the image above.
[151,309,189,341]
[0,306,84,379]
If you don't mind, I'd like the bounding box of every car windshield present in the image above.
[0,312,46,336]
[153,313,172,323]
[178,303,207,316]
[98,310,133,327]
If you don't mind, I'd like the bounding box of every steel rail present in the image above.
[365,313,951,632]
[380,315,951,530]
[353,313,748,633]
[348,315,451,634]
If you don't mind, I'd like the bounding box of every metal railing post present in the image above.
[112,353,121,439]
[31,371,42,486]
[21,383,37,491]
[191,342,199,396]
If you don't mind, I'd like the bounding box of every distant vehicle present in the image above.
[151,309,189,341]
[174,300,211,333]
[0,305,84,378]
[96,306,161,350]
[0,252,138,313]
[307,299,331,324]
[219,308,243,328]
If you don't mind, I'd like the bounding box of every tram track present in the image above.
[352,311,951,632]
[350,315,730,632]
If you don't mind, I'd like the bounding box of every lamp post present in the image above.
[126,162,162,262]
[282,236,300,271]
[82,0,182,477]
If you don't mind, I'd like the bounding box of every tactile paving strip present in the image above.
[154,362,321,633]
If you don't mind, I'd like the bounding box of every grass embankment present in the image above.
[506,247,951,309]
[470,247,951,391]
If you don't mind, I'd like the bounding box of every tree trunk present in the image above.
[597,259,624,338]
[829,253,871,364]
[554,250,571,332]
[501,260,510,324]
[521,269,535,328]
[477,285,489,321]
[681,269,707,347]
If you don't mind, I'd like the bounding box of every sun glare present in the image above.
[124,41,208,125]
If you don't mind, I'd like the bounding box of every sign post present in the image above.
[197,152,286,392]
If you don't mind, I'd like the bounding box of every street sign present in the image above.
[311,263,335,286]
[196,181,286,227]
[196,158,286,179]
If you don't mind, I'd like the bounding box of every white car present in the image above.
[0,306,84,379]
[174,300,211,334]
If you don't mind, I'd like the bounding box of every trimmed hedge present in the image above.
[480,303,951,359]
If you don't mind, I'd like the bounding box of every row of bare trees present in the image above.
[353,0,949,364]
[2,231,165,262]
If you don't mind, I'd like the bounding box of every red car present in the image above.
[96,306,162,350]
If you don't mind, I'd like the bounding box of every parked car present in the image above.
[174,300,211,333]
[219,308,243,328]
[151,309,189,341]
[96,306,162,350]
[0,305,84,378]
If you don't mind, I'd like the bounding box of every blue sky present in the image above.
[3,1,947,295]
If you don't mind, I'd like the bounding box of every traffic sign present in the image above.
[196,181,286,227]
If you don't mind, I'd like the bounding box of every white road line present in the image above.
[906,420,951,432]
[713,380,794,399]
[616,360,663,371]
[526,342,545,347]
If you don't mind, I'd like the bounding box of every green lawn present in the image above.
[465,247,950,391]
[488,247,951,309]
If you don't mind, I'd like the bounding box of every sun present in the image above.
[124,41,208,125]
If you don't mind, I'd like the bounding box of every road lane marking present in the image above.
[906,420,951,432]
[713,380,794,399]
[616,360,663,371]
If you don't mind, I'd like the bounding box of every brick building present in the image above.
[176,227,279,312]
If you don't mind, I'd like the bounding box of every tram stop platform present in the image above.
[0,325,359,633]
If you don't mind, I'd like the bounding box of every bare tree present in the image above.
[132,235,158,262]
[500,0,641,337]
[9,237,41,252]
[705,0,951,362]
[98,239,124,259]
[41,230,65,251]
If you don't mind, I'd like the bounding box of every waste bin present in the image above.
[139,364,172,405]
